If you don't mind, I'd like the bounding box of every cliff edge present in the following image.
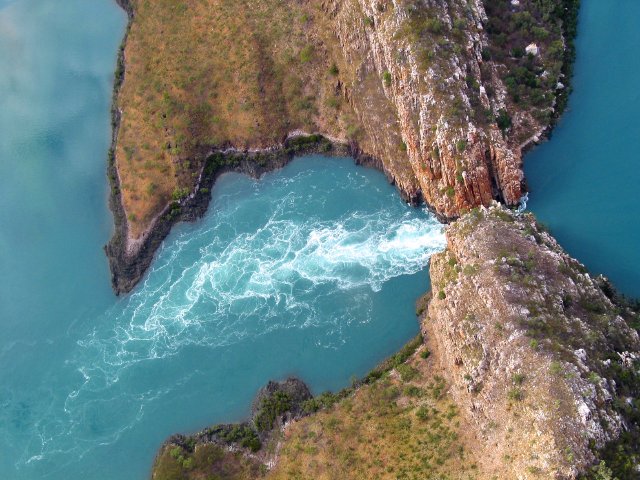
[150,206,640,479]
[107,0,578,293]
[426,205,639,478]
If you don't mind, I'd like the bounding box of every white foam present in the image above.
[22,165,446,469]
[81,206,445,377]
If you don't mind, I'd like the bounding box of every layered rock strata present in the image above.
[426,205,640,477]
[108,0,577,293]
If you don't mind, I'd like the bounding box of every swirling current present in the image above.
[0,1,448,478]
[1,145,445,480]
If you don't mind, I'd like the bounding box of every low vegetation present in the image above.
[151,333,482,479]
[115,0,357,237]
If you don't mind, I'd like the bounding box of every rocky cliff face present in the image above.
[109,0,577,293]
[321,0,575,216]
[426,205,640,478]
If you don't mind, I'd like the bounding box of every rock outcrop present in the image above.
[149,206,639,479]
[426,204,640,478]
[296,0,576,217]
[108,0,578,292]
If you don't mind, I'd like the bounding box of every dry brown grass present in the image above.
[150,332,483,480]
[116,0,355,238]
[267,343,480,480]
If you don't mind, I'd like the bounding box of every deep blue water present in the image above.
[525,0,640,298]
[0,1,445,478]
[2,0,638,478]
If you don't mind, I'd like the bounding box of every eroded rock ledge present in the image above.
[106,135,368,294]
[106,0,578,294]
[426,205,640,478]
[150,207,640,479]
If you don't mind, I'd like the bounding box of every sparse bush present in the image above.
[397,364,419,382]
[507,387,524,402]
[169,446,182,459]
[382,71,392,87]
[171,186,190,201]
[549,361,563,375]
[496,109,512,131]
[416,406,429,421]
[404,385,422,397]
[255,391,292,432]
[299,45,314,63]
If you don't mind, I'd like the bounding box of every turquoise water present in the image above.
[0,1,445,478]
[525,0,640,298]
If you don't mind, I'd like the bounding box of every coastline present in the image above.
[105,133,410,295]
[104,0,580,296]
[104,0,421,296]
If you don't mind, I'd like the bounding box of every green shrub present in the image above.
[496,109,512,131]
[396,364,419,382]
[416,406,430,422]
[507,387,524,402]
[255,391,292,431]
[382,71,392,87]
[587,372,601,385]
[172,186,190,201]
[591,461,615,480]
[299,45,314,63]
[220,424,262,452]
[169,446,183,459]
[404,385,422,397]
[424,18,443,34]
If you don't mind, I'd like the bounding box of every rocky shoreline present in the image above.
[105,0,419,295]
[105,132,418,295]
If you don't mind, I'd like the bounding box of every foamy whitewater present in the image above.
[1,152,445,479]
[79,160,444,368]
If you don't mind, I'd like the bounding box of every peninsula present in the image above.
[103,0,640,478]
[107,0,577,294]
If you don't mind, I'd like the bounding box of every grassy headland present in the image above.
[111,0,579,249]
[114,0,359,239]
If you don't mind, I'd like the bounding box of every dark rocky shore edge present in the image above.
[104,0,580,296]
[105,1,417,296]
[151,335,424,476]
[106,134,413,295]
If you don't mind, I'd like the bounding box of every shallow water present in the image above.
[0,2,445,477]
[525,0,640,298]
